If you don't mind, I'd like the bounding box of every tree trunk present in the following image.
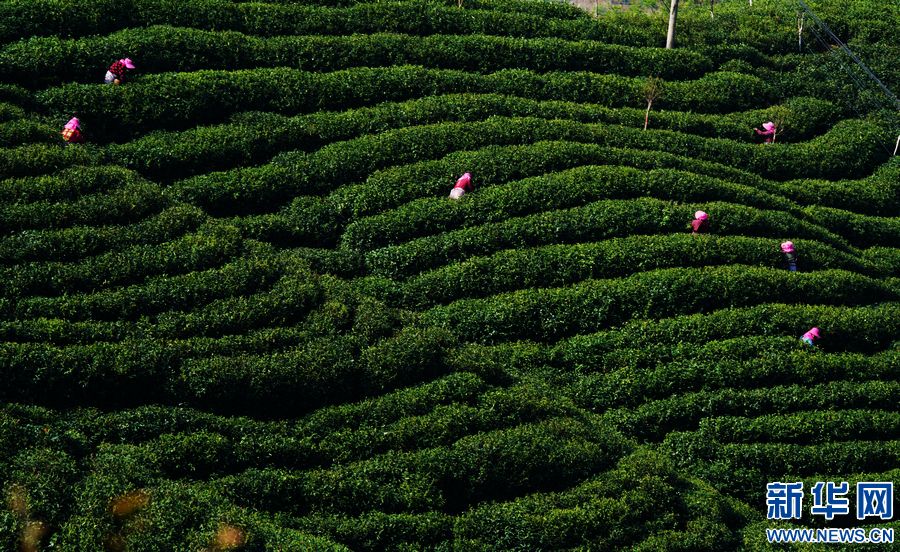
[644,100,652,130]
[666,0,678,49]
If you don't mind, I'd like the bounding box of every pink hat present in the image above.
[762,121,776,132]
[455,172,471,188]
[802,327,820,340]
[121,58,135,69]
[694,210,708,221]
[64,117,80,130]
[780,241,794,253]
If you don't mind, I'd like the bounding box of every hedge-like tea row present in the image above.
[453,447,744,552]
[606,380,900,442]
[0,0,657,46]
[695,409,900,445]
[104,93,824,180]
[0,119,56,146]
[0,281,329,406]
[363,199,851,280]
[214,416,629,515]
[237,140,774,247]
[315,382,577,465]
[13,255,283,321]
[0,142,97,178]
[0,204,205,264]
[0,180,166,233]
[2,223,243,300]
[0,102,24,122]
[554,302,900,370]
[0,165,151,203]
[59,383,569,478]
[668,438,900,488]
[38,68,771,140]
[421,267,897,344]
[801,205,900,249]
[574,349,900,412]
[298,371,489,442]
[0,27,712,85]
[170,115,883,217]
[176,325,453,415]
[342,164,805,251]
[397,236,882,308]
[778,159,900,216]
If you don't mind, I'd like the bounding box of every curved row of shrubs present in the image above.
[0,27,712,86]
[694,409,900,445]
[341,164,820,251]
[363,199,852,279]
[574,348,900,413]
[394,236,886,309]
[101,94,833,180]
[0,165,151,203]
[239,139,772,249]
[38,68,772,139]
[13,255,283,321]
[1,223,244,299]
[0,204,205,264]
[0,0,658,46]
[212,416,629,515]
[554,302,900,369]
[779,158,900,216]
[605,379,900,442]
[171,115,881,217]
[421,266,898,344]
[0,180,166,233]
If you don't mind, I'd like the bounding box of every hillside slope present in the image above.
[1,0,898,549]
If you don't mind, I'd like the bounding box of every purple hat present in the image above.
[780,241,794,253]
[121,58,135,69]
[64,117,80,130]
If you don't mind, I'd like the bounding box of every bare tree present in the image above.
[768,105,791,144]
[643,77,664,131]
[666,0,678,49]
[797,12,805,51]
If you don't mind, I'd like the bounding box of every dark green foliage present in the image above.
[0,0,897,549]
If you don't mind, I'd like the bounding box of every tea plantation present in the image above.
[1,0,898,549]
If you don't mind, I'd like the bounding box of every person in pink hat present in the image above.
[449,172,473,200]
[801,327,820,347]
[781,241,798,272]
[60,117,84,144]
[754,121,777,144]
[105,57,135,85]
[691,210,709,234]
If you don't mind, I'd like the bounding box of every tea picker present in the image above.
[801,327,820,347]
[754,121,777,144]
[691,210,709,234]
[60,117,84,145]
[449,172,473,200]
[781,241,799,271]
[105,57,135,85]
